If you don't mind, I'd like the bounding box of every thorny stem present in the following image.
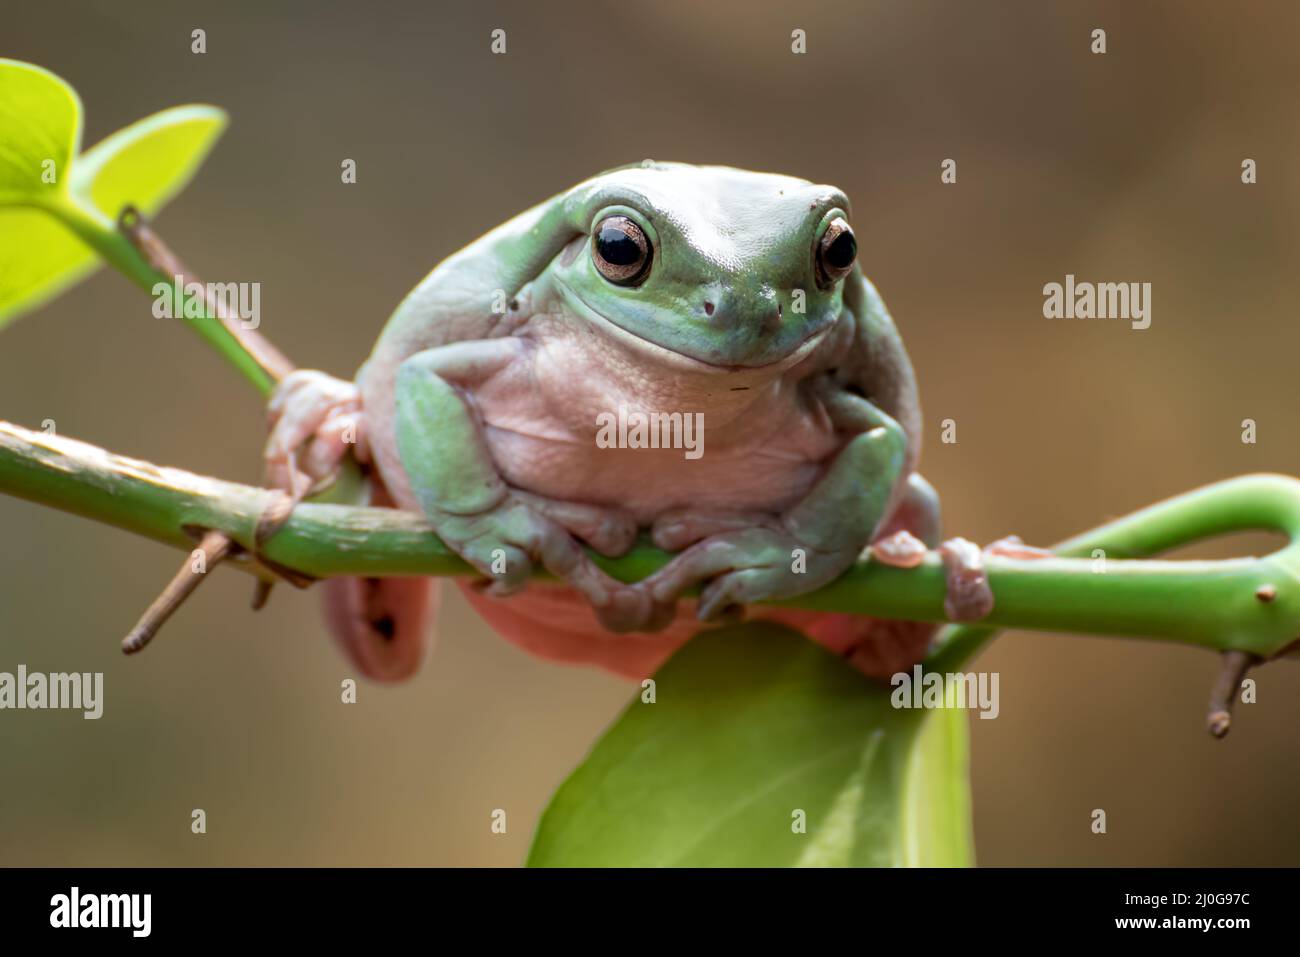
[68,202,304,648]
[106,207,314,643]
[121,529,235,654]
[3,421,1300,664]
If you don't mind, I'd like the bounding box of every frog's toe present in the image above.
[644,537,738,605]
[697,569,770,622]
[264,370,364,495]
[514,492,637,557]
[589,584,676,634]
[870,529,929,568]
[651,508,776,552]
[302,410,367,480]
[938,537,994,621]
[936,535,1054,622]
[525,515,667,631]
[984,535,1054,560]
[462,539,533,596]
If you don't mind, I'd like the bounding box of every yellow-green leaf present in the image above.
[70,104,226,222]
[0,58,227,328]
[0,207,99,323]
[0,59,81,205]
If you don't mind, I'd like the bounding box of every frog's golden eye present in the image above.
[592,216,652,286]
[816,217,857,287]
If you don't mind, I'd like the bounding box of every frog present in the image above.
[264,162,1001,683]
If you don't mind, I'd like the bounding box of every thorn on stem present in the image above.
[1206,649,1261,739]
[122,530,234,655]
[112,208,309,651]
[117,204,295,381]
[250,579,274,610]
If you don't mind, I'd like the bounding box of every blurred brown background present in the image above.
[3,0,1299,866]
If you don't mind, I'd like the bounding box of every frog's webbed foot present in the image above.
[640,512,856,623]
[872,532,1053,621]
[650,507,779,552]
[439,492,671,633]
[634,386,913,622]
[870,529,929,568]
[513,491,638,558]
[936,538,995,621]
[874,533,1052,622]
[264,369,368,497]
[983,535,1054,562]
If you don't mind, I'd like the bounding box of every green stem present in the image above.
[4,421,1299,662]
[928,474,1300,671]
[44,195,278,396]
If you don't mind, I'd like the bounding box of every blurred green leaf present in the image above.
[0,208,99,326]
[0,58,226,328]
[0,59,89,324]
[527,622,973,867]
[0,59,81,205]
[70,104,227,222]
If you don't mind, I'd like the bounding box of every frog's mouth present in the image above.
[553,278,830,375]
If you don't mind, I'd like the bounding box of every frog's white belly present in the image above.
[464,323,844,525]
[472,381,841,526]
[480,422,826,525]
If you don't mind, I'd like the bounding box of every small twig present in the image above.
[122,530,236,653]
[1206,649,1261,738]
[117,206,295,382]
[116,207,301,653]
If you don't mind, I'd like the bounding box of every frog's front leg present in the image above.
[641,387,909,620]
[395,339,665,632]
[265,369,368,497]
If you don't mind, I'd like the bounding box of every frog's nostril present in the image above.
[703,301,715,316]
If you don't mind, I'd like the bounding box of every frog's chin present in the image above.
[554,280,828,377]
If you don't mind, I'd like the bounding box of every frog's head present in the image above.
[549,163,858,372]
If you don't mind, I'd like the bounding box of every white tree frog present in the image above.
[265,163,995,682]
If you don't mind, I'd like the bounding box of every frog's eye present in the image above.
[816,217,857,287]
[592,216,652,286]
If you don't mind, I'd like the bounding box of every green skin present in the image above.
[264,163,967,680]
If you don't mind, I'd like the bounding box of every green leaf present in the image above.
[0,59,81,205]
[0,58,226,328]
[69,104,227,223]
[527,622,973,867]
[0,208,100,325]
